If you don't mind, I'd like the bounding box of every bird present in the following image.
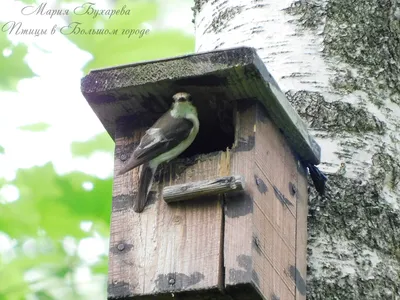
[117,92,199,213]
[307,163,328,196]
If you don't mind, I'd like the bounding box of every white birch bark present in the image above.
[193,0,400,298]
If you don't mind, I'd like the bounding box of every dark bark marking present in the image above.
[108,281,130,298]
[225,191,253,218]
[289,265,306,296]
[289,181,297,196]
[155,272,205,291]
[110,242,134,255]
[271,294,280,300]
[235,135,255,152]
[229,254,252,284]
[252,234,262,255]
[273,185,293,207]
[112,195,134,212]
[254,174,268,194]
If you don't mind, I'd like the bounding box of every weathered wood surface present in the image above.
[295,166,309,300]
[108,121,229,299]
[224,101,309,300]
[253,103,299,300]
[81,46,320,165]
[106,101,309,299]
[163,175,245,203]
[80,47,316,299]
[224,101,262,300]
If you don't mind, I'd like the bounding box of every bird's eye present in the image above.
[187,95,192,102]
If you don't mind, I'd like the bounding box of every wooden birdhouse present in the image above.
[81,47,321,300]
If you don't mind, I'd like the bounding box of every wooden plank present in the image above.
[224,101,263,300]
[250,61,320,165]
[295,167,308,299]
[81,46,320,165]
[254,103,298,239]
[108,123,227,299]
[163,175,245,203]
[249,102,299,300]
[252,164,296,300]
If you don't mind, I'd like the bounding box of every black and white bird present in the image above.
[118,92,199,213]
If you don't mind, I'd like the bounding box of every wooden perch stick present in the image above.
[163,175,245,203]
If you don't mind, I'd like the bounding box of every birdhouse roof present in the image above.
[81,47,321,165]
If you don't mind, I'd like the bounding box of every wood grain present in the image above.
[295,166,308,300]
[108,123,228,299]
[223,101,308,300]
[163,175,244,203]
[224,101,261,299]
[252,103,298,300]
[96,47,315,299]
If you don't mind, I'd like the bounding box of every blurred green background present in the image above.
[0,0,194,299]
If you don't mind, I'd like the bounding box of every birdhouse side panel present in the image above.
[295,169,308,300]
[224,101,308,300]
[253,103,307,300]
[251,103,298,299]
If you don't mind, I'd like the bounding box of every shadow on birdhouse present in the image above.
[81,47,321,300]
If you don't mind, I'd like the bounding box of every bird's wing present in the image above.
[118,112,194,174]
[135,114,193,159]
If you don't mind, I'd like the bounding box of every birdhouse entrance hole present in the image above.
[180,96,235,158]
[113,94,236,165]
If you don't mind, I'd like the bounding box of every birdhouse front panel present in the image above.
[109,119,231,298]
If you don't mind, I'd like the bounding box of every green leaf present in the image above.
[0,1,196,299]
[17,0,36,3]
[1,163,111,239]
[70,132,113,157]
[34,291,54,300]
[18,123,51,132]
[91,255,108,274]
[0,257,31,299]
[0,34,35,91]
[0,247,77,299]
[63,0,194,73]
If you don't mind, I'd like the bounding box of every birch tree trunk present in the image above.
[193,0,400,298]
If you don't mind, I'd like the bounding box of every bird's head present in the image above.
[171,92,197,118]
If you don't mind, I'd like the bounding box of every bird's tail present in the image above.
[135,162,156,213]
[117,158,141,176]
[307,164,328,196]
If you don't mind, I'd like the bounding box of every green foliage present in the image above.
[91,255,108,275]
[0,0,194,298]
[0,34,35,91]
[17,0,36,3]
[70,133,114,158]
[18,123,51,132]
[1,163,112,239]
[0,163,112,298]
[66,0,194,73]
[0,252,30,299]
